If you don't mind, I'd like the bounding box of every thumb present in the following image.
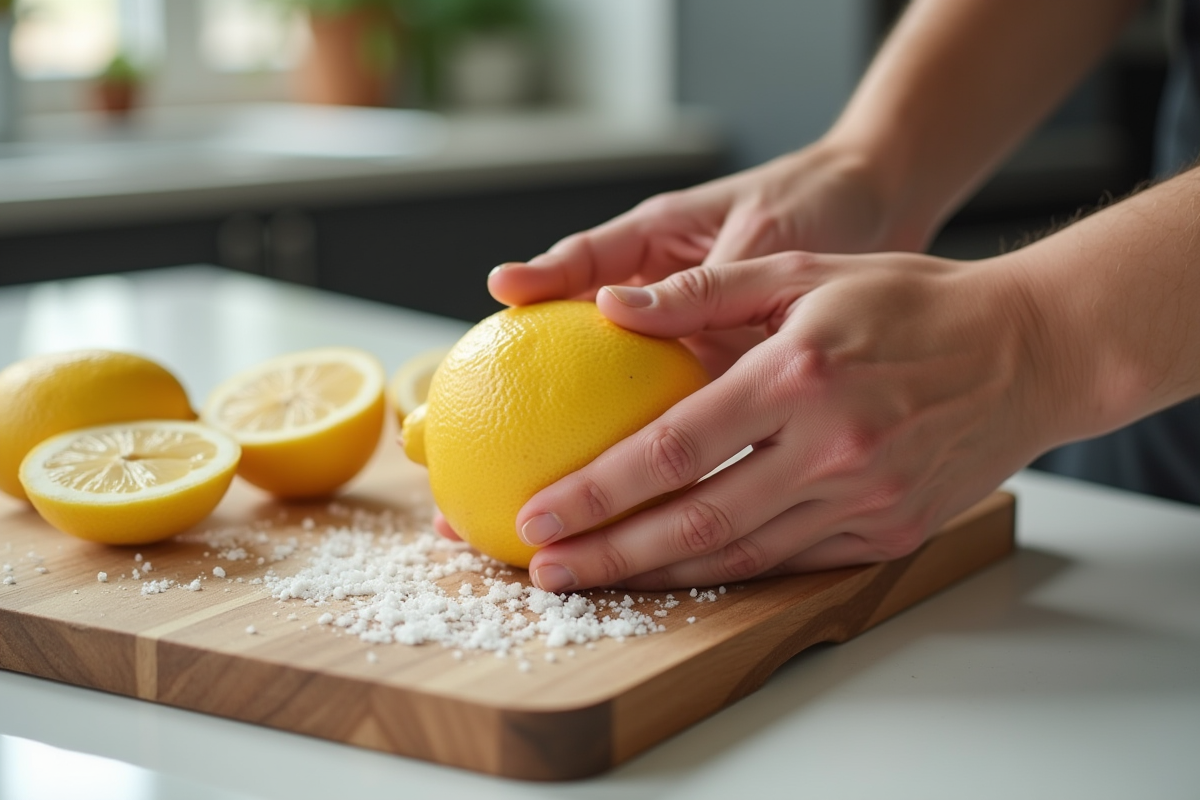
[597,253,825,339]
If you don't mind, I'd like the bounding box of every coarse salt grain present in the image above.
[141,579,173,595]
[264,527,667,654]
[2,576,14,586]
[246,625,257,635]
[213,566,227,579]
[97,572,108,583]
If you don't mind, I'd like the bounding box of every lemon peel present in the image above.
[405,300,709,568]
[0,349,196,501]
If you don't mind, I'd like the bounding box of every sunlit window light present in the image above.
[11,0,121,79]
[11,0,161,80]
[201,0,306,73]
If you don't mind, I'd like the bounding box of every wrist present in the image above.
[807,127,942,254]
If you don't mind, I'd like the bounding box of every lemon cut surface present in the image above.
[19,421,240,545]
[202,347,386,498]
[0,349,195,501]
[387,346,450,424]
[404,300,709,569]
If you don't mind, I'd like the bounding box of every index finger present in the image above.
[488,193,718,307]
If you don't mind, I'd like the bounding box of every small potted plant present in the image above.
[94,53,143,116]
[278,0,406,107]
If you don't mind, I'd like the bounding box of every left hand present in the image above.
[512,249,1060,592]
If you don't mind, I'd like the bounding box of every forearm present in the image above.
[826,0,1144,249]
[1008,165,1200,447]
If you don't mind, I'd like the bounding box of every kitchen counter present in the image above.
[0,104,722,235]
[0,105,723,321]
[2,266,1199,799]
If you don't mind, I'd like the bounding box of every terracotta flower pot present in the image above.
[298,7,401,107]
[94,81,139,116]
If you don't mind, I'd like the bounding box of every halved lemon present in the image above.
[19,420,240,545]
[201,347,386,499]
[387,346,450,425]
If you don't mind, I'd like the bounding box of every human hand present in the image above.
[488,141,923,378]
[512,250,1060,591]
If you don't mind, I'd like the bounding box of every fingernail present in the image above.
[533,563,577,593]
[489,262,519,278]
[604,285,654,308]
[520,512,563,546]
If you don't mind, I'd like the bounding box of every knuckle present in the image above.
[574,475,614,525]
[665,267,719,309]
[718,537,770,581]
[646,425,701,487]
[627,565,673,592]
[781,249,819,274]
[589,535,634,586]
[820,424,882,479]
[672,499,736,556]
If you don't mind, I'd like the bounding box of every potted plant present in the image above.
[277,0,406,107]
[94,53,143,117]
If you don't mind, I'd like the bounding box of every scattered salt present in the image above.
[212,566,226,579]
[184,579,203,592]
[97,572,108,583]
[134,553,143,562]
[2,576,14,586]
[245,625,258,635]
[687,616,697,624]
[141,579,174,595]
[35,566,47,574]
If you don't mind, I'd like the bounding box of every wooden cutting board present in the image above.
[0,427,1015,781]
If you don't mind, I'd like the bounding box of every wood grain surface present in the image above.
[0,427,1016,780]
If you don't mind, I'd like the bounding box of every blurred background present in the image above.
[0,0,1171,321]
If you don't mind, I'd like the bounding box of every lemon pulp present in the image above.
[20,420,240,545]
[202,347,386,499]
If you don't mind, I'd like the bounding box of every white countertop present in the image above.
[0,104,723,235]
[1,266,1198,799]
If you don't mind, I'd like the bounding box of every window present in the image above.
[12,0,297,113]
[200,0,304,74]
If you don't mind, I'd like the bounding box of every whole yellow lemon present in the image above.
[0,350,196,501]
[403,300,709,569]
